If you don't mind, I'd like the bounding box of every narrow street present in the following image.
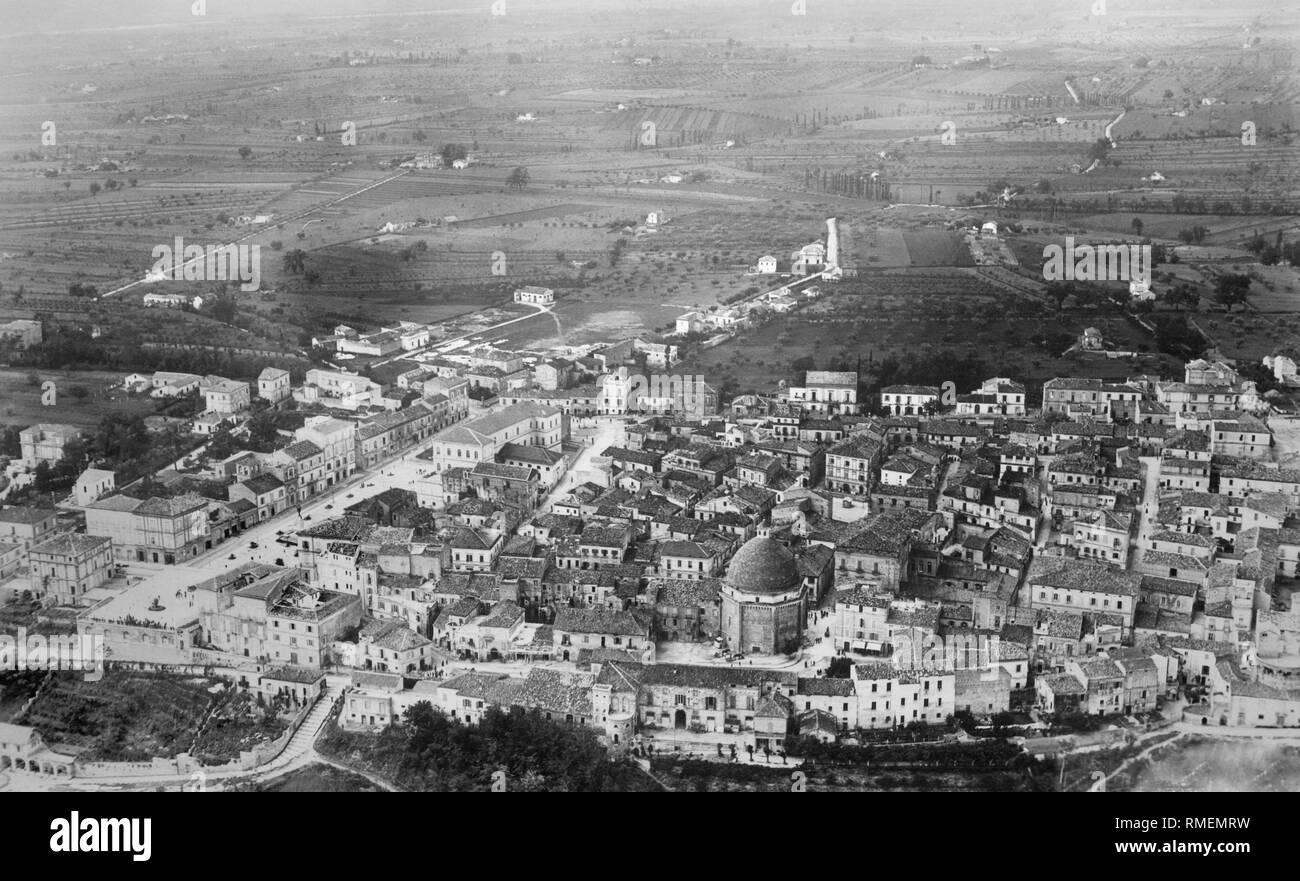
[1130,455,1162,570]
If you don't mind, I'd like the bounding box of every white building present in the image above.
[514,286,555,306]
[200,376,251,414]
[73,468,116,508]
[258,367,291,403]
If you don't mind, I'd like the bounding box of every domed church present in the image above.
[720,535,807,655]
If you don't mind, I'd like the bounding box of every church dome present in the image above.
[724,536,800,596]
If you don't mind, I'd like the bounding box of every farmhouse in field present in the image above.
[143,292,202,309]
[515,285,555,306]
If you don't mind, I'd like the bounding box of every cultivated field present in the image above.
[0,0,1294,400]
[0,368,155,429]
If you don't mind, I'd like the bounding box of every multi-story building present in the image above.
[795,678,857,731]
[200,376,251,414]
[295,417,357,490]
[825,434,883,496]
[268,439,325,506]
[421,403,563,473]
[637,664,797,736]
[1027,558,1140,636]
[851,663,954,729]
[296,369,382,410]
[355,400,443,470]
[827,583,890,653]
[85,493,212,564]
[257,367,291,403]
[1159,430,1212,492]
[18,423,81,467]
[1210,416,1272,459]
[1068,509,1131,566]
[787,371,859,415]
[229,474,288,522]
[0,505,60,557]
[199,565,363,667]
[954,378,1027,418]
[1041,378,1141,420]
[880,385,939,416]
[1065,656,1125,716]
[553,607,653,661]
[28,533,114,605]
[1217,461,1300,509]
[1156,381,1256,416]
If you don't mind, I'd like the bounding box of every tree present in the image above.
[204,429,239,462]
[89,182,101,196]
[506,166,530,190]
[238,146,253,160]
[0,426,20,458]
[282,249,307,274]
[1215,273,1252,312]
[68,385,90,401]
[413,129,427,143]
[439,143,468,165]
[1130,217,1144,236]
[826,656,852,678]
[209,297,237,323]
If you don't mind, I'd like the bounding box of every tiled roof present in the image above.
[30,533,111,557]
[1041,673,1085,695]
[651,577,721,606]
[1028,558,1141,597]
[796,677,855,697]
[553,607,647,637]
[641,664,796,689]
[0,505,60,523]
[514,668,594,717]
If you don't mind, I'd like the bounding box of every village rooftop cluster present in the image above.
[3,318,1300,780]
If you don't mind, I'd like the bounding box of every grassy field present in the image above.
[0,368,154,431]
[902,230,975,266]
